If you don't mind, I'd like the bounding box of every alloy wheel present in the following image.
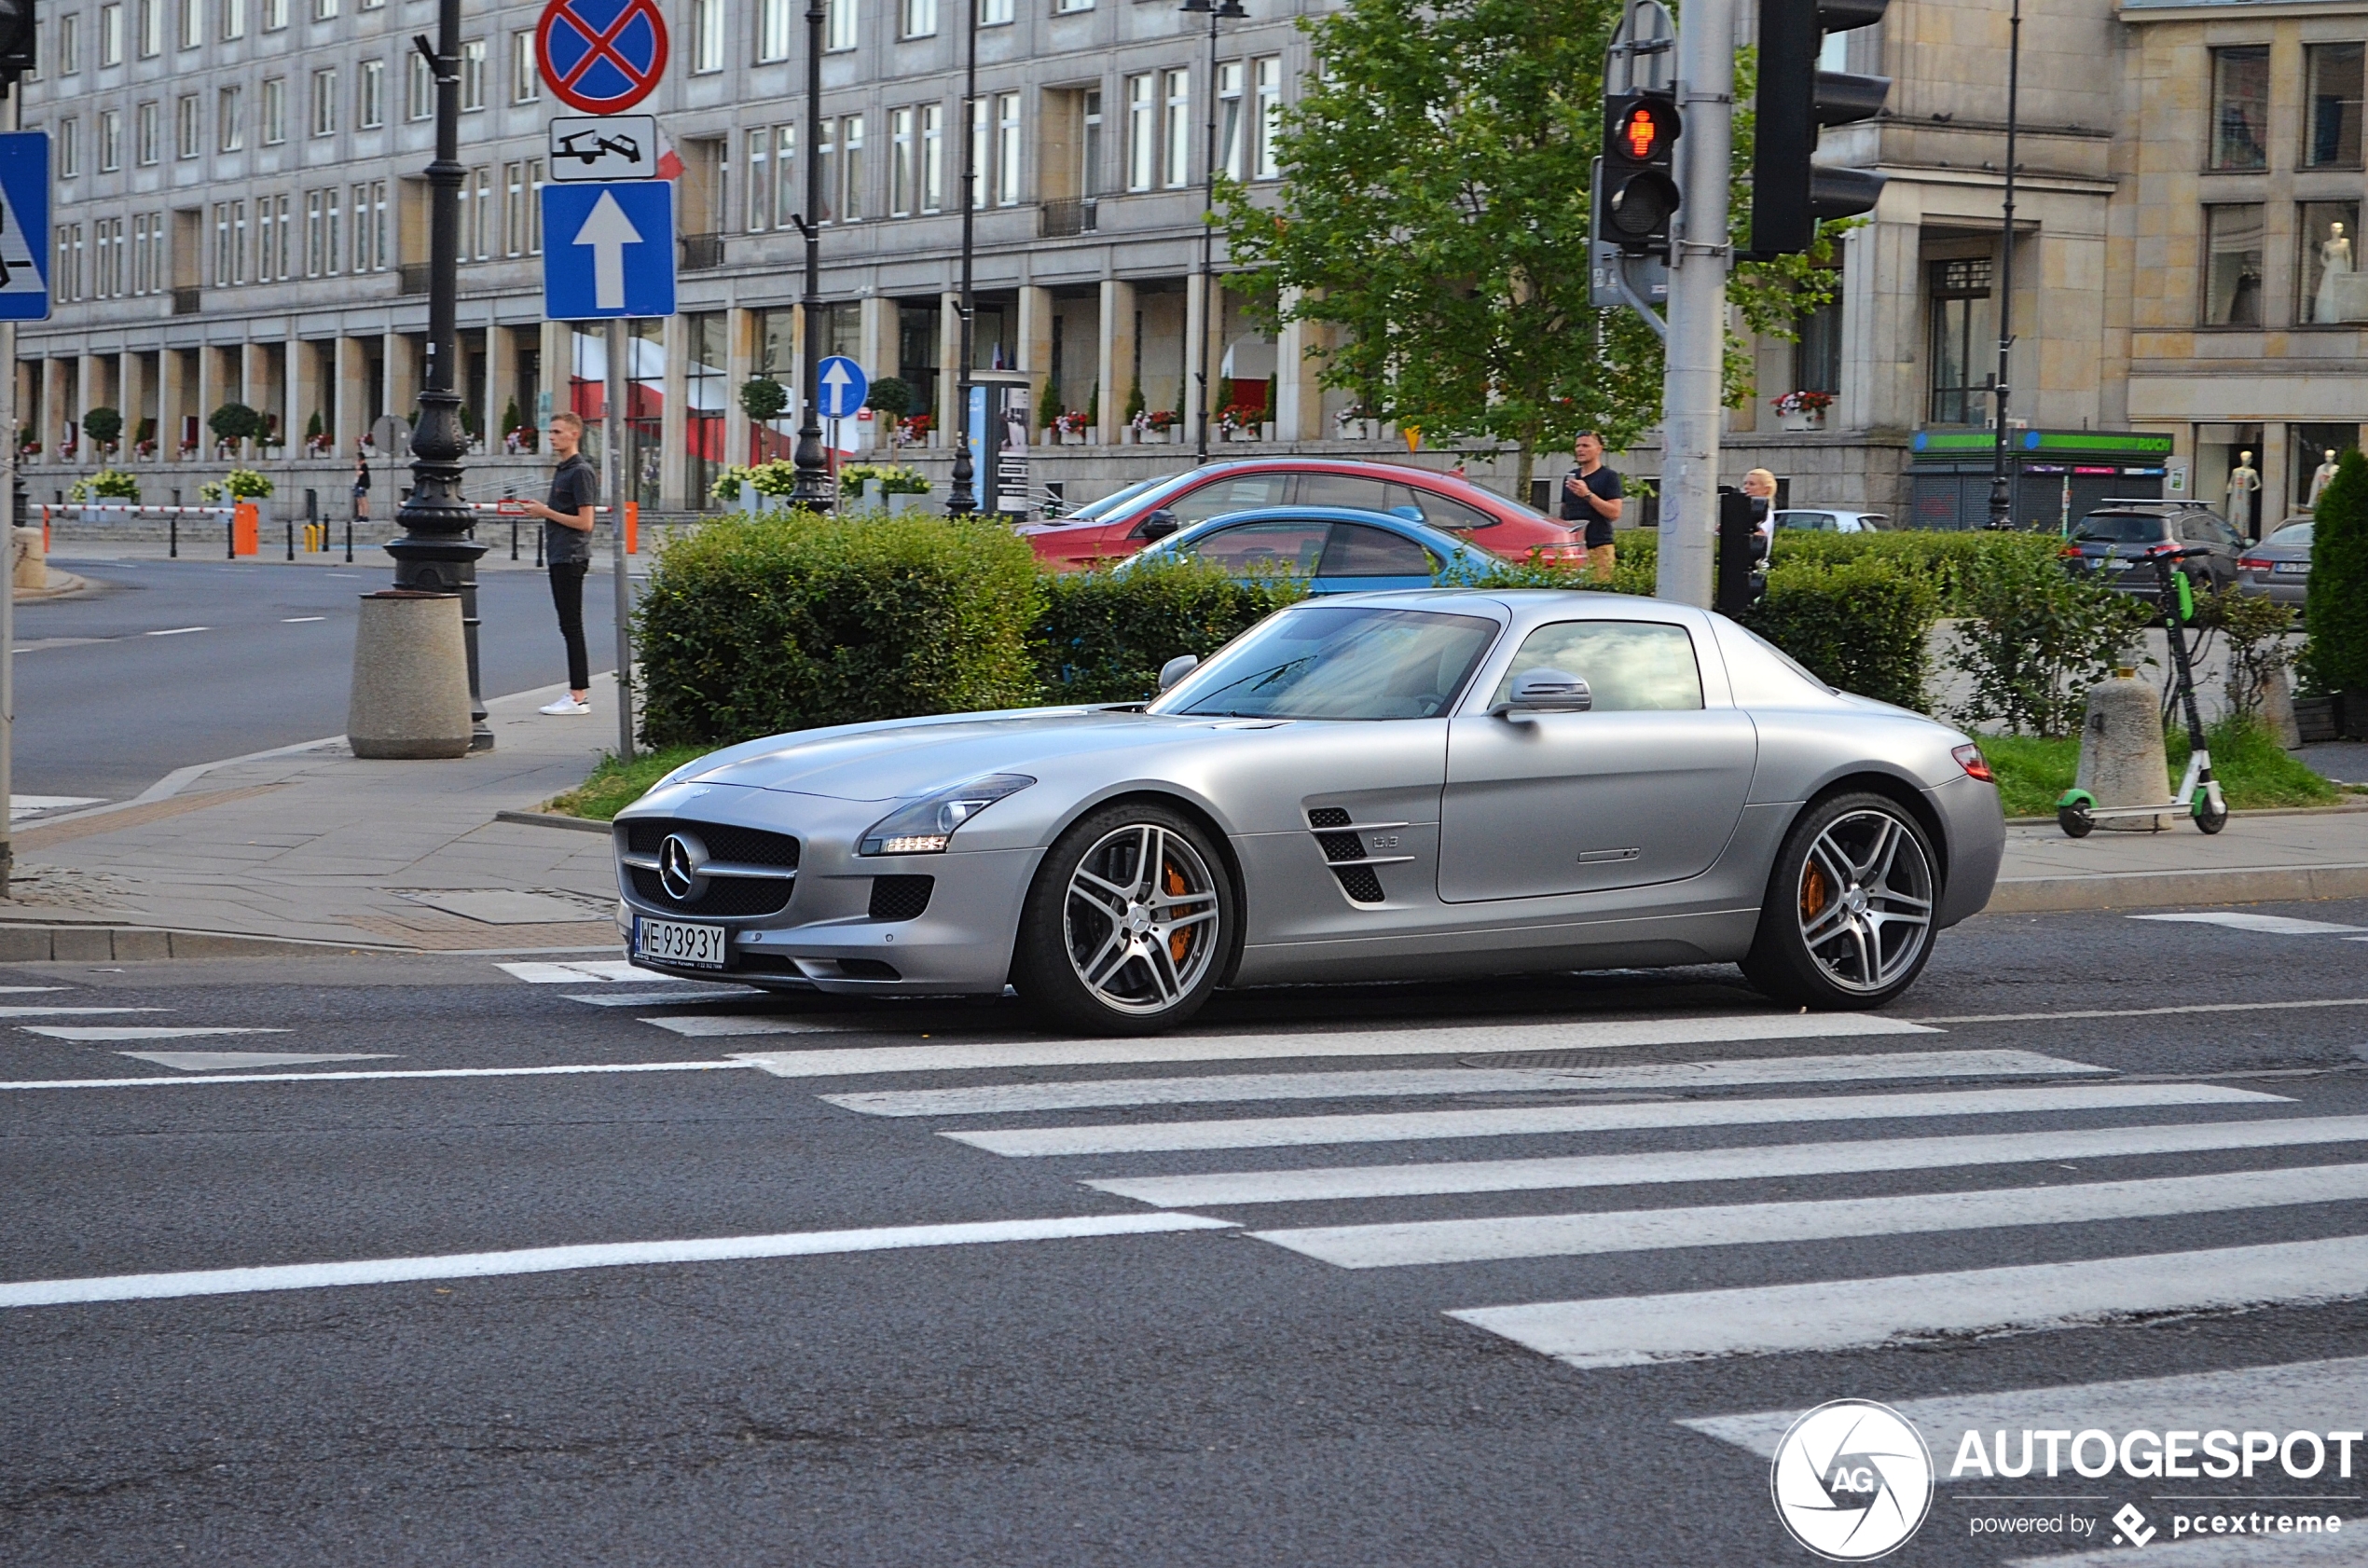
[1794,808,1934,995]
[1062,824,1223,1016]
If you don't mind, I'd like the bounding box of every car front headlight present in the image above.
[860,774,1037,855]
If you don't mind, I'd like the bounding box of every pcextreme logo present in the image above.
[1771,1399,1936,1561]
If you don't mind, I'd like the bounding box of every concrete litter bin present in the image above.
[347,589,472,760]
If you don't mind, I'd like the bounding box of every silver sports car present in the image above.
[613,590,2003,1032]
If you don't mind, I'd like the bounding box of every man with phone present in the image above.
[518,411,599,717]
[1560,432,1625,582]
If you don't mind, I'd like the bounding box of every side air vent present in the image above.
[1307,806,1353,829]
[868,875,935,922]
[1333,866,1386,903]
[1304,806,1411,906]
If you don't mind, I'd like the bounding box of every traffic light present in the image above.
[0,0,32,98]
[1750,0,1889,257]
[1600,91,1681,258]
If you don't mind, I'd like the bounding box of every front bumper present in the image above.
[614,784,1039,995]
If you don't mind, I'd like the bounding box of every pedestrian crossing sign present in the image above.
[0,131,48,321]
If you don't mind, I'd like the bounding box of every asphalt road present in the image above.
[19,557,616,804]
[7,902,2368,1564]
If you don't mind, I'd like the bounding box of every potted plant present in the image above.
[1770,389,1835,433]
[133,417,158,460]
[83,406,123,456]
[1055,409,1091,444]
[68,469,140,503]
[200,468,275,502]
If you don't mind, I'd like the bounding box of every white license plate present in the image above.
[636,916,726,969]
[2105,557,2135,571]
[2275,561,2308,574]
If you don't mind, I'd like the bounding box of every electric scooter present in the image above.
[2056,543,2229,838]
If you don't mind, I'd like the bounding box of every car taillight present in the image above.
[2058,544,2084,558]
[1952,743,1993,783]
[2239,556,2270,571]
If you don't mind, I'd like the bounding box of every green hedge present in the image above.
[2306,449,2368,694]
[637,511,1045,748]
[1608,527,2066,612]
[1742,559,1938,711]
[1037,558,1307,704]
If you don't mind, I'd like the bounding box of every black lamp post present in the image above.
[390,0,490,750]
[1983,0,2022,530]
[790,0,834,511]
[946,0,982,516]
[1185,0,1246,467]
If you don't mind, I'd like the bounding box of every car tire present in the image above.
[1741,791,1941,1011]
[1011,801,1235,1035]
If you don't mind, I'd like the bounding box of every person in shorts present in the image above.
[1560,432,1625,581]
[519,411,599,716]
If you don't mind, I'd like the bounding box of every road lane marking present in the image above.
[735,1012,1939,1079]
[0,1059,760,1089]
[0,1212,1239,1308]
[1909,997,2368,1025]
[1088,1114,2368,1208]
[944,1083,2287,1158]
[142,626,210,637]
[1447,1234,2368,1369]
[823,1050,2107,1119]
[118,1052,399,1071]
[497,959,656,984]
[21,1025,291,1041]
[0,1006,163,1017]
[280,616,327,624]
[565,988,764,1008]
[650,1015,852,1036]
[1250,1162,2368,1269]
[2133,912,2368,935]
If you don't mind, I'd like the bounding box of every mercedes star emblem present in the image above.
[657,832,708,901]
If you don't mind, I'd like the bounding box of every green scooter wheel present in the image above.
[2196,795,2228,834]
[2058,803,2095,838]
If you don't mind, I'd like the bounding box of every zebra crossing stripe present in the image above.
[2008,1530,2357,1565]
[943,1083,2286,1158]
[728,1011,1939,1079]
[1447,1233,2368,1369]
[1250,1162,2368,1269]
[823,1049,2105,1119]
[1086,1114,2368,1208]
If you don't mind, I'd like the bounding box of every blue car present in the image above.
[1121,504,1510,593]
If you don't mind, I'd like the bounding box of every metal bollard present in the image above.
[285,518,295,560]
[344,516,353,563]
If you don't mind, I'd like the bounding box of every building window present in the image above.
[817,117,838,222]
[56,12,78,75]
[57,223,83,301]
[57,117,77,176]
[1252,55,1281,179]
[304,187,337,276]
[980,0,1011,24]
[746,126,771,229]
[92,216,121,298]
[690,0,722,70]
[825,0,856,51]
[132,211,161,293]
[257,194,289,282]
[511,31,539,102]
[261,0,283,30]
[922,102,943,211]
[1218,60,1243,179]
[758,0,790,60]
[175,94,199,158]
[260,76,284,144]
[968,95,986,207]
[217,84,242,150]
[1163,67,1191,188]
[136,0,159,56]
[1794,293,1842,393]
[222,0,245,35]
[462,164,490,258]
[503,160,543,254]
[407,50,432,119]
[355,179,387,269]
[890,105,915,215]
[181,0,202,48]
[2305,43,2363,168]
[359,59,384,129]
[686,311,725,507]
[314,0,336,21]
[995,90,1019,205]
[2203,203,2265,325]
[2299,200,2364,323]
[1125,72,1153,191]
[842,113,865,221]
[902,0,934,39]
[98,109,120,171]
[98,3,121,68]
[309,69,334,136]
[461,38,485,109]
[135,101,159,164]
[2210,45,2270,171]
[1055,0,1091,15]
[212,199,245,284]
[1925,255,1992,425]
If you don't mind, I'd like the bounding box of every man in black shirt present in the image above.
[1559,432,1625,582]
[520,410,599,716]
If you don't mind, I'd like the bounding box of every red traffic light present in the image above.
[1619,104,1665,161]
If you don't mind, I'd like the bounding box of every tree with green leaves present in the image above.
[208,402,262,447]
[83,406,123,447]
[1218,0,1839,493]
[2306,448,2368,695]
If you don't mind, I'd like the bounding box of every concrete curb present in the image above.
[0,924,412,960]
[1985,862,2368,915]
[494,808,611,834]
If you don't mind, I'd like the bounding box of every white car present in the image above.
[1774,508,1892,534]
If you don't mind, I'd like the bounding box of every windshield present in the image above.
[1150,605,1499,721]
[1063,473,1196,524]
[2073,514,2174,544]
[2269,520,2315,547]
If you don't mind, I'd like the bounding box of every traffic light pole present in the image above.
[1654,0,1733,610]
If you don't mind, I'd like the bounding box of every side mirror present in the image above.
[1137,510,1180,542]
[1157,653,1201,692]
[1490,667,1591,719]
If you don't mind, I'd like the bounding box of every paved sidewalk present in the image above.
[1991,805,2368,912]
[0,679,627,958]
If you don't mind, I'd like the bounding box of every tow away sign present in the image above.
[548,116,660,182]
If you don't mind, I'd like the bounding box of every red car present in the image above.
[1016,458,1585,571]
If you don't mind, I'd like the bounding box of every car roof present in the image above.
[1280,585,1712,629]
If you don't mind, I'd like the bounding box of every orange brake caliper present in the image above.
[1165,863,1191,964]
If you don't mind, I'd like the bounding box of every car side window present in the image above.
[1488,621,1704,711]
[1318,522,1436,577]
[1163,475,1294,527]
[1295,473,1396,512]
[1390,484,1496,530]
[1181,519,1329,577]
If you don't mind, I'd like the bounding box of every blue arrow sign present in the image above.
[540,181,675,320]
[816,355,868,420]
[0,132,52,322]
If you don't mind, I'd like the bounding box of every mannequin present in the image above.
[2312,448,2342,507]
[2227,449,2263,530]
[2320,223,2356,323]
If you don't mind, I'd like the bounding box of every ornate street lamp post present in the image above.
[1984,0,2022,530]
[946,0,982,516]
[791,0,835,511]
[1185,0,1246,467]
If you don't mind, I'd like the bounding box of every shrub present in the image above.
[2306,448,2368,693]
[82,406,122,446]
[2202,587,2302,722]
[709,460,802,503]
[1038,558,1308,704]
[1037,374,1062,433]
[1944,539,2152,736]
[866,377,914,420]
[637,513,1045,748]
[68,469,139,502]
[839,462,930,498]
[1743,559,1938,711]
[207,402,263,446]
[198,469,275,502]
[738,378,790,424]
[1124,381,1146,423]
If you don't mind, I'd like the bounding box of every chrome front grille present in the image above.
[616,818,801,918]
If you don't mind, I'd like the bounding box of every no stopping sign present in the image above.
[536,0,669,116]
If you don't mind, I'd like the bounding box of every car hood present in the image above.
[662,707,1287,802]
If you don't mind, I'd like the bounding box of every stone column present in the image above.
[484,319,515,450]
[724,305,755,468]
[76,352,106,459]
[291,340,324,459]
[859,295,893,450]
[156,348,186,462]
[1018,283,1054,430]
[1275,288,1320,443]
[1097,278,1135,444]
[539,319,572,422]
[333,337,370,458]
[383,331,421,449]
[1183,274,1208,452]
[192,349,219,460]
[239,342,264,461]
[2257,421,2287,542]
[117,351,146,462]
[658,310,689,510]
[937,290,962,447]
[1838,207,1923,435]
